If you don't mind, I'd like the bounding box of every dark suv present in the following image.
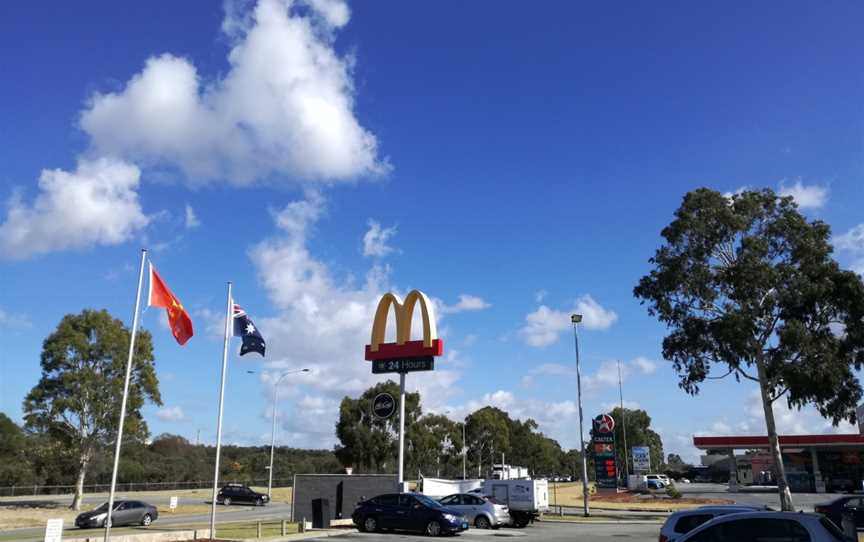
[217,483,269,506]
[352,493,468,536]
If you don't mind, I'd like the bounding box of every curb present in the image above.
[238,528,354,541]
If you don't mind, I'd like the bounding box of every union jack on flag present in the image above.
[233,302,266,357]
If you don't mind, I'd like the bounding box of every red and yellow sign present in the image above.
[365,290,444,361]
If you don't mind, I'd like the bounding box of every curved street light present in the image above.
[264,368,309,498]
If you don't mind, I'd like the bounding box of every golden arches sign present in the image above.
[365,289,444,360]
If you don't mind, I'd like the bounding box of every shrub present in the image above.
[666,485,682,499]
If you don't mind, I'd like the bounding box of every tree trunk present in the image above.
[70,455,89,511]
[755,357,794,511]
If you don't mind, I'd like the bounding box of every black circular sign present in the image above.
[372,392,396,419]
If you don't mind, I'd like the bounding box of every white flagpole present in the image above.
[209,282,233,539]
[103,249,147,542]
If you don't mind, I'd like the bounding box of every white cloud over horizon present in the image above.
[156,406,187,422]
[248,191,464,448]
[519,296,617,347]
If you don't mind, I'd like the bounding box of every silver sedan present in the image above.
[438,493,510,529]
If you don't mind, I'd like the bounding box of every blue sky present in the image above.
[2,1,864,463]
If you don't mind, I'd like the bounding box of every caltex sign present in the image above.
[592,414,617,489]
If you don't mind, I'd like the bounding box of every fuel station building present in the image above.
[693,434,864,493]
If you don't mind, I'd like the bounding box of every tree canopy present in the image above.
[634,188,864,510]
[23,309,161,509]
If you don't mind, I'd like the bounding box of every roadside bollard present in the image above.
[281,519,287,536]
[300,518,306,533]
[257,521,262,539]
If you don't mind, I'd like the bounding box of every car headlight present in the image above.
[443,513,457,522]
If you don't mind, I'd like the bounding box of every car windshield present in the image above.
[414,495,443,509]
[92,502,117,512]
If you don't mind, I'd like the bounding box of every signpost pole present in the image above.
[398,372,406,490]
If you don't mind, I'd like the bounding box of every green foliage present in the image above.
[635,188,864,510]
[606,407,664,475]
[0,413,33,486]
[336,383,605,480]
[634,188,864,422]
[666,484,682,499]
[334,380,421,472]
[22,309,161,507]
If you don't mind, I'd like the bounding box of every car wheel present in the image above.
[363,516,378,532]
[475,516,491,529]
[426,520,442,536]
[223,497,232,506]
[141,514,152,527]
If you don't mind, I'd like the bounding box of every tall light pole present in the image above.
[267,368,309,499]
[571,314,590,517]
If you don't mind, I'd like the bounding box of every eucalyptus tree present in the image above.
[635,188,864,511]
[24,309,161,510]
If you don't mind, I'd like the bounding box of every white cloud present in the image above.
[632,356,658,375]
[440,295,491,314]
[0,308,32,330]
[834,225,864,253]
[362,220,397,257]
[778,180,828,210]
[80,0,385,184]
[156,406,187,422]
[185,204,200,228]
[832,224,864,275]
[0,158,148,260]
[519,296,617,347]
[248,192,462,448]
[575,295,618,330]
[601,399,641,411]
[582,360,622,390]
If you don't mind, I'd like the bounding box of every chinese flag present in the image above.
[148,264,194,345]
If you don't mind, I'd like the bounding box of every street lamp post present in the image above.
[267,368,309,499]
[571,314,590,517]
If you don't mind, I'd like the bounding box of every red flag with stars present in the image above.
[148,263,194,345]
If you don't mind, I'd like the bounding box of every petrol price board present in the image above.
[592,414,618,489]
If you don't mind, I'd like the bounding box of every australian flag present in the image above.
[233,303,266,357]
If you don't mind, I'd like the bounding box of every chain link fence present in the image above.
[0,478,293,498]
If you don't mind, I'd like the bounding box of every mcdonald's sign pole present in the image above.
[366,290,444,490]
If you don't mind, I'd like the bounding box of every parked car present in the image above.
[675,512,849,542]
[352,493,469,536]
[438,493,510,529]
[659,505,771,542]
[646,479,666,490]
[75,500,158,529]
[217,483,269,506]
[814,496,864,527]
[647,474,673,486]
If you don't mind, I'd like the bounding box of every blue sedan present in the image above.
[353,493,469,536]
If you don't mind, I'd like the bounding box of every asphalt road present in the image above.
[677,482,840,511]
[0,502,294,542]
[340,521,658,542]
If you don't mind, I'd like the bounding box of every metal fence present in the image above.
[0,478,294,497]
